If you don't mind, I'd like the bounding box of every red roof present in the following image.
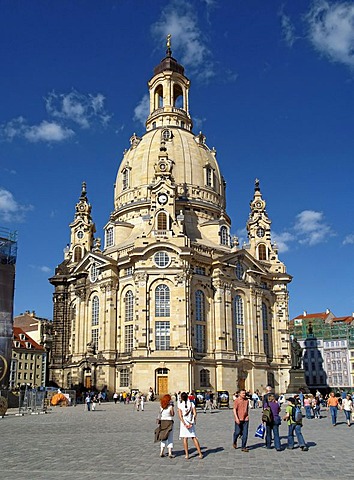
[331,316,353,324]
[13,326,44,351]
[292,312,329,320]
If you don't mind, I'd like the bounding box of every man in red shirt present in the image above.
[233,389,250,452]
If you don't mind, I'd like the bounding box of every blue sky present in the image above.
[1,0,354,321]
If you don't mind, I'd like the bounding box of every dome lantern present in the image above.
[146,35,193,132]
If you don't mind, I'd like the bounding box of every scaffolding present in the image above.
[290,317,354,347]
[0,228,17,264]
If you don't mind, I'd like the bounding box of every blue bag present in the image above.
[255,423,265,438]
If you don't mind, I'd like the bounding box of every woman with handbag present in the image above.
[155,394,175,458]
[264,394,282,451]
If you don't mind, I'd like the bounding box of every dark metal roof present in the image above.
[153,54,185,76]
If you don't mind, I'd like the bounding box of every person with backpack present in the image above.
[263,394,282,451]
[283,397,308,451]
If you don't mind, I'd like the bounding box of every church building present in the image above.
[49,40,292,395]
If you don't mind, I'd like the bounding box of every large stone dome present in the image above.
[114,126,225,213]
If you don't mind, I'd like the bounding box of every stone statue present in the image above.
[290,337,303,369]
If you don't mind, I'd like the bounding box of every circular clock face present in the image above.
[257,227,265,238]
[157,193,168,205]
[79,205,85,211]
[77,231,84,239]
[159,163,167,171]
[255,201,262,208]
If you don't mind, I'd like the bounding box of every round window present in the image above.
[154,251,170,268]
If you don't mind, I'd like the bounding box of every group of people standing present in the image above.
[155,392,203,460]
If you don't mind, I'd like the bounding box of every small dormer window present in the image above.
[122,168,129,190]
[20,333,26,341]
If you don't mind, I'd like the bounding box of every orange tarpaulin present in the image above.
[51,393,69,406]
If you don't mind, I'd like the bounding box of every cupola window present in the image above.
[122,168,129,190]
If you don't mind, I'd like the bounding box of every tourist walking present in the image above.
[155,394,175,458]
[327,392,339,426]
[204,391,212,413]
[178,391,203,459]
[232,389,249,452]
[284,397,308,451]
[264,394,282,451]
[304,395,313,419]
[342,394,353,427]
[85,393,91,411]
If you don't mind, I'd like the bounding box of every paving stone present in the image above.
[1,404,353,479]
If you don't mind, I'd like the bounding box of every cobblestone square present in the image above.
[1,402,352,480]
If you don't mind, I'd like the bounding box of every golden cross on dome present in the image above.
[167,34,171,49]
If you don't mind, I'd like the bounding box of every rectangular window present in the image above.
[155,321,170,350]
[106,227,114,247]
[120,369,129,388]
[195,266,206,275]
[195,324,206,353]
[236,327,245,355]
[124,325,133,353]
[92,328,99,350]
[125,267,133,276]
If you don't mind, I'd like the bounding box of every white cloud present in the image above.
[133,94,149,126]
[343,234,354,245]
[24,121,74,143]
[151,0,215,81]
[280,12,297,47]
[193,116,206,131]
[29,264,52,273]
[294,209,334,245]
[306,0,354,68]
[45,90,112,128]
[272,231,295,253]
[0,116,74,143]
[0,188,33,222]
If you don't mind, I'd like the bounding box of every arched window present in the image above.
[90,263,98,282]
[262,302,270,357]
[220,226,229,246]
[92,296,99,326]
[157,211,168,231]
[200,369,210,387]
[173,84,183,108]
[105,226,114,247]
[258,244,267,260]
[74,246,82,263]
[125,290,134,322]
[155,284,170,317]
[195,290,205,322]
[155,85,163,109]
[122,168,129,190]
[234,295,245,355]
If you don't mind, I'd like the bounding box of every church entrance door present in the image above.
[158,376,168,395]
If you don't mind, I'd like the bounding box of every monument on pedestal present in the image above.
[286,337,309,394]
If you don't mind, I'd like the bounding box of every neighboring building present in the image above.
[290,311,354,390]
[301,336,328,392]
[0,228,17,388]
[10,327,47,388]
[14,311,53,384]
[50,40,292,395]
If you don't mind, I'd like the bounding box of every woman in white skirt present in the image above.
[178,391,203,459]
